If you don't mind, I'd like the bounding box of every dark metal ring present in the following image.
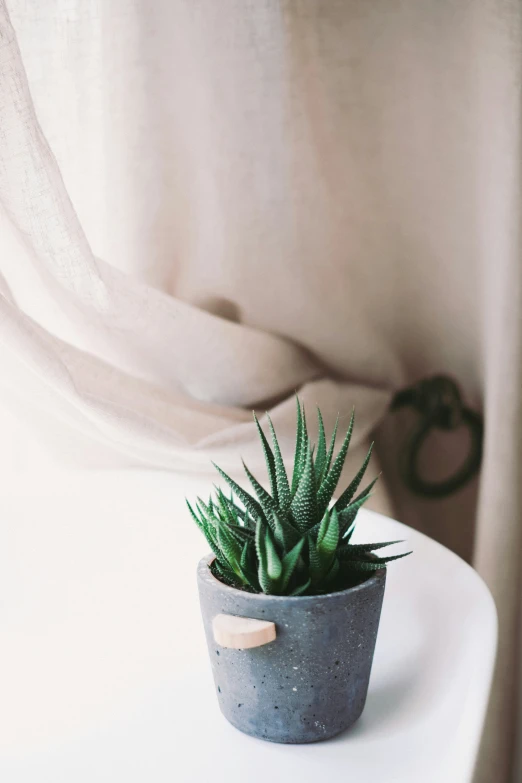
[399,406,483,498]
[391,375,483,498]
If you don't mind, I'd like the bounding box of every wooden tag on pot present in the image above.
[212,614,276,650]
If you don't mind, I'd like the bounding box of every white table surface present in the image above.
[0,470,497,783]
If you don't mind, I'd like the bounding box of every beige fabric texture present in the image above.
[0,1,520,780]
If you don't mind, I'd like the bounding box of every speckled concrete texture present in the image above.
[197,555,386,743]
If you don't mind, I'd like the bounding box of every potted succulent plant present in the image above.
[188,399,410,743]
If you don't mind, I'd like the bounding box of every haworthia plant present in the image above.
[187,398,411,596]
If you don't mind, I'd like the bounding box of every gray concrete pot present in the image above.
[197,555,386,743]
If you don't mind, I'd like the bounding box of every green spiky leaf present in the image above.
[316,509,330,547]
[242,459,277,517]
[299,405,309,476]
[308,535,323,583]
[317,409,355,517]
[339,492,373,540]
[253,412,278,505]
[267,415,291,509]
[291,396,304,494]
[334,442,374,512]
[323,413,339,478]
[212,463,262,520]
[186,499,205,531]
[196,496,217,527]
[217,522,243,577]
[345,540,404,554]
[240,541,258,587]
[314,407,327,482]
[290,445,317,532]
[352,475,380,505]
[203,527,225,564]
[291,400,309,495]
[339,551,412,569]
[271,510,300,550]
[317,507,339,560]
[255,519,273,593]
[265,527,283,581]
[216,488,237,527]
[224,521,254,545]
[279,538,305,592]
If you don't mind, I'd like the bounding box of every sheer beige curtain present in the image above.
[0,2,520,781]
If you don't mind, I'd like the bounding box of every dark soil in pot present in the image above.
[197,554,386,743]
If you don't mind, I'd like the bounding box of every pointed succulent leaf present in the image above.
[239,541,258,587]
[196,496,216,526]
[258,566,273,593]
[201,523,225,563]
[212,462,263,521]
[316,509,330,547]
[345,540,405,554]
[271,510,300,550]
[265,527,283,581]
[229,503,255,530]
[308,535,323,583]
[242,460,278,516]
[255,520,273,593]
[204,521,219,549]
[317,410,355,517]
[224,496,250,525]
[340,557,385,571]
[365,550,412,564]
[334,443,375,512]
[216,488,236,526]
[257,557,274,594]
[224,522,255,545]
[186,499,205,531]
[240,541,250,570]
[217,522,243,576]
[323,413,339,478]
[339,492,373,539]
[290,445,317,532]
[291,395,304,494]
[351,475,380,506]
[343,519,357,544]
[314,407,327,482]
[340,551,412,569]
[307,508,333,543]
[266,415,292,509]
[279,538,305,592]
[299,404,309,473]
[289,577,311,596]
[291,401,309,496]
[224,495,241,526]
[212,487,249,527]
[197,503,228,549]
[253,412,279,505]
[317,507,339,559]
[221,523,244,548]
[255,517,266,562]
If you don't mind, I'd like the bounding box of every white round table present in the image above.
[0,470,497,783]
